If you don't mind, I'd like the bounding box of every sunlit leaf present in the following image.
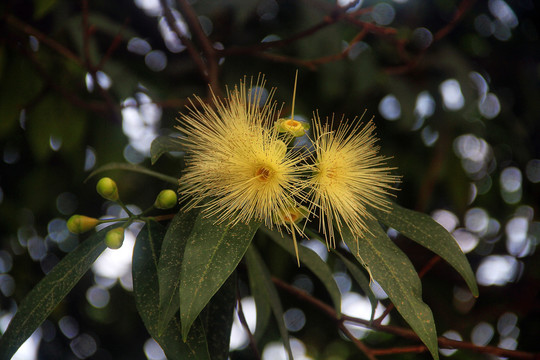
[263,228,341,315]
[179,214,260,340]
[0,227,108,359]
[157,209,200,335]
[342,218,439,360]
[85,162,178,185]
[150,135,185,165]
[371,202,479,297]
[245,245,293,360]
[333,251,378,322]
[133,220,210,360]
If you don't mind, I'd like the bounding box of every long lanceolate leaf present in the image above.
[150,135,185,165]
[179,214,261,340]
[133,220,210,360]
[333,251,378,322]
[245,245,293,360]
[342,218,440,360]
[371,202,479,297]
[264,228,342,315]
[157,209,201,335]
[200,273,237,360]
[0,228,108,359]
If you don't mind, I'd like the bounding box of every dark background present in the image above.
[1,0,539,359]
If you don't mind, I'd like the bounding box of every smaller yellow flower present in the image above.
[308,112,400,252]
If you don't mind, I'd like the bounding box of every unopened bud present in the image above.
[275,205,309,225]
[67,215,99,234]
[276,118,310,138]
[154,189,178,209]
[105,228,124,249]
[96,177,119,201]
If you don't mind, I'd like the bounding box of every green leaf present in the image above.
[150,135,185,165]
[245,245,293,360]
[342,219,439,360]
[0,228,108,359]
[85,162,178,185]
[333,251,378,322]
[263,228,341,315]
[371,202,479,297]
[133,220,210,360]
[33,0,58,18]
[157,209,200,335]
[246,247,271,341]
[180,214,261,340]
[200,272,236,360]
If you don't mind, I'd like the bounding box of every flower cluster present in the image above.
[176,76,399,258]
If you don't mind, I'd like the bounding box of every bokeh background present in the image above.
[1,0,539,359]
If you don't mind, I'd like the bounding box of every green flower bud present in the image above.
[96,177,119,201]
[275,204,309,225]
[105,228,124,249]
[276,118,310,138]
[154,189,178,209]
[67,215,99,234]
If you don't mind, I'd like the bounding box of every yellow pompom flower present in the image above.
[308,112,400,251]
[176,76,308,232]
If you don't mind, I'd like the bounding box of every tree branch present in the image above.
[159,0,209,84]
[176,0,220,94]
[4,14,84,67]
[272,276,540,359]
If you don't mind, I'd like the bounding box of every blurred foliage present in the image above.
[1,0,540,359]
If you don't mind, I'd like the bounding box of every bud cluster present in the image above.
[66,177,178,249]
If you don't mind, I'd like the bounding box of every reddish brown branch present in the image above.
[433,0,477,42]
[272,276,539,359]
[6,34,109,114]
[385,0,477,75]
[159,0,208,78]
[4,14,84,67]
[219,3,391,70]
[96,17,130,71]
[81,0,121,122]
[236,288,261,360]
[371,345,427,356]
[338,322,378,360]
[176,0,220,94]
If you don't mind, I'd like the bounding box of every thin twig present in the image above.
[4,14,84,66]
[5,34,109,114]
[81,0,121,122]
[338,322,378,360]
[273,276,540,359]
[96,17,130,71]
[176,0,220,94]
[159,0,209,85]
[385,0,477,75]
[236,287,261,360]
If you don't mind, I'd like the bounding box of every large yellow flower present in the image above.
[308,112,400,251]
[176,77,308,232]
